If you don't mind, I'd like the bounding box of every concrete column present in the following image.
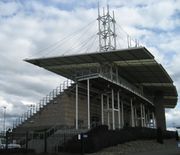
[131,99,135,127]
[75,83,78,130]
[117,91,121,129]
[87,79,90,129]
[112,89,115,130]
[121,100,124,128]
[154,92,166,130]
[101,94,104,125]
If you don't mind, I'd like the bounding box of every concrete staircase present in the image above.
[13,79,75,132]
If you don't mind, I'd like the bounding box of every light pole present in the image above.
[3,106,6,135]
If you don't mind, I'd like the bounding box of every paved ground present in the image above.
[126,148,180,155]
[88,139,180,155]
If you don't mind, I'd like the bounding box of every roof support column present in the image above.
[131,98,135,127]
[112,89,115,130]
[147,109,150,127]
[75,83,78,130]
[140,103,144,127]
[107,95,110,129]
[117,91,121,129]
[143,104,146,127]
[134,106,137,126]
[87,79,90,129]
[101,94,104,125]
[152,111,156,128]
[121,100,124,128]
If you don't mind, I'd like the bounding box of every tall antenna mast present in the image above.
[97,4,117,52]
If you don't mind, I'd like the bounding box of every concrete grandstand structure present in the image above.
[23,47,177,131]
[13,6,177,134]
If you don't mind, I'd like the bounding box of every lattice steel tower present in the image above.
[97,5,117,52]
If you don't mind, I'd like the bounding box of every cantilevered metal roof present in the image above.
[25,46,178,108]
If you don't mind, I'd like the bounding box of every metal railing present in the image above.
[13,79,74,129]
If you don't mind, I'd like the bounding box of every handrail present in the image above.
[13,79,74,129]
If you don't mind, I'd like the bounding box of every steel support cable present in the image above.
[60,31,96,55]
[116,23,139,48]
[62,33,98,55]
[116,26,129,48]
[30,19,96,58]
[45,21,97,57]
[76,34,98,52]
[84,35,99,53]
[46,23,96,56]
[71,34,98,54]
[39,20,96,54]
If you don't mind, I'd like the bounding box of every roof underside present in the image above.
[25,47,178,108]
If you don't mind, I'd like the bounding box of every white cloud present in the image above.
[0,1,19,16]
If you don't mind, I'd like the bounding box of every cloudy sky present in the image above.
[0,0,180,131]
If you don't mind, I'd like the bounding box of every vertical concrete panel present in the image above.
[154,92,166,130]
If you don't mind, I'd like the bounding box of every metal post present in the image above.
[147,109,150,127]
[143,104,146,127]
[101,94,104,125]
[107,95,110,129]
[107,5,111,48]
[117,91,121,129]
[131,99,135,127]
[87,79,90,129]
[121,100,124,128]
[140,104,143,127]
[97,2,102,52]
[113,10,116,49]
[76,83,79,130]
[152,112,155,128]
[134,106,137,126]
[112,89,115,130]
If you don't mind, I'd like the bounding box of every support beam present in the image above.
[117,91,121,129]
[101,94,104,125]
[75,83,78,130]
[112,89,115,130]
[87,79,90,129]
